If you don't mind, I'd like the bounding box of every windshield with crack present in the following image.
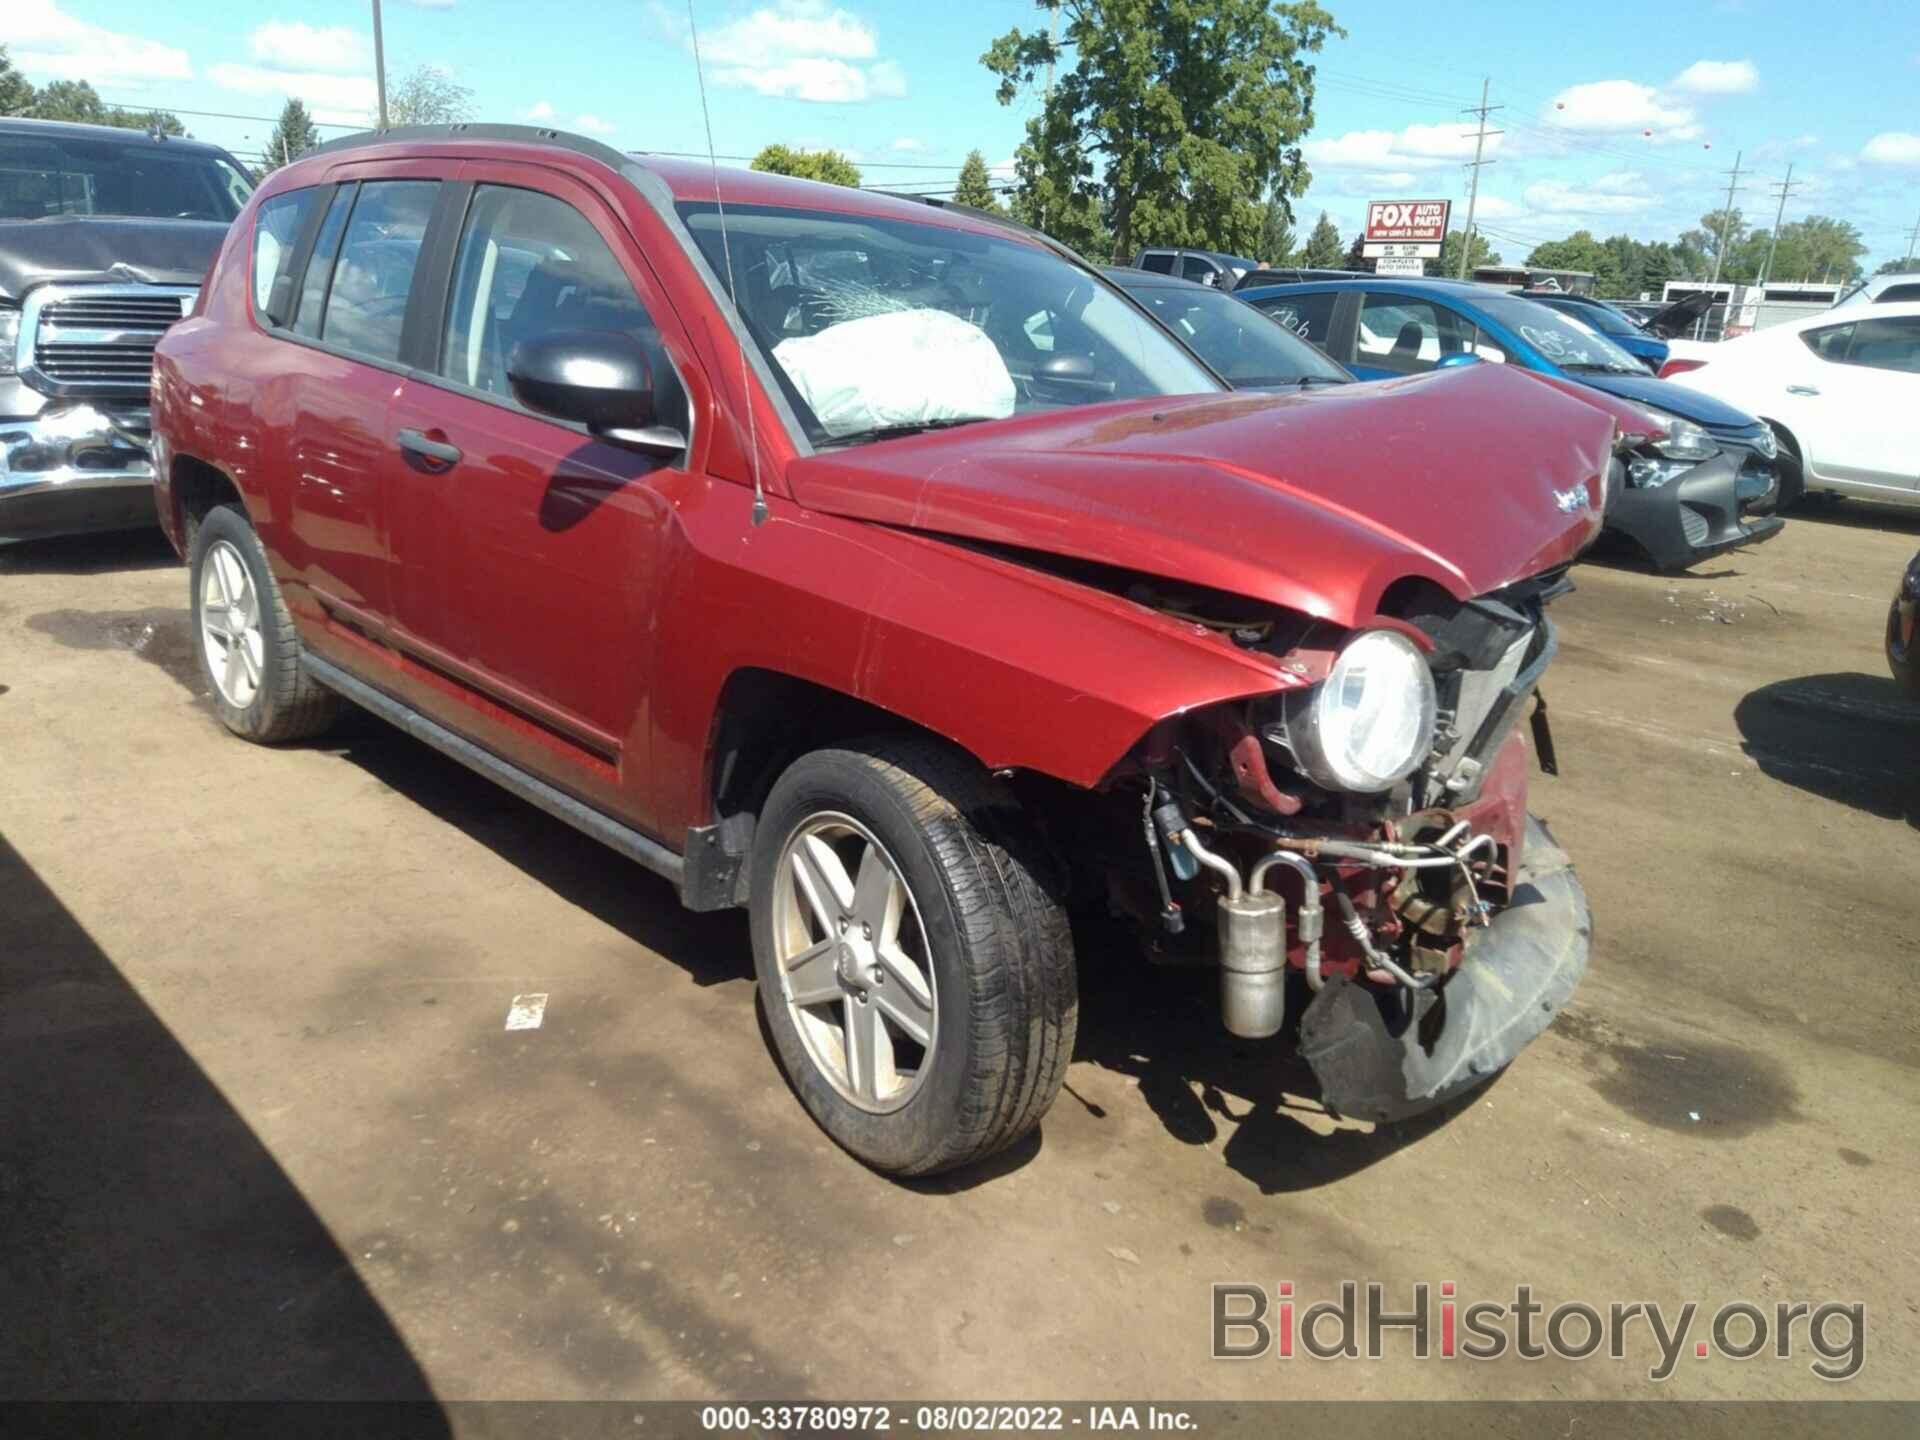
[677,201,1220,445]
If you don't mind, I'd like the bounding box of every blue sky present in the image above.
[12,0,1920,270]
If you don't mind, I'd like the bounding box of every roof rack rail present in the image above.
[306,122,631,170]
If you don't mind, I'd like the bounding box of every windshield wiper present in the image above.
[1559,361,1636,375]
[818,416,996,447]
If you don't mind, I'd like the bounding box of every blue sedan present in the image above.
[1237,278,1785,570]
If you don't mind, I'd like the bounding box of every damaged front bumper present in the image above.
[1607,450,1782,572]
[0,402,158,544]
[1297,815,1590,1123]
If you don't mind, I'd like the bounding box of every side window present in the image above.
[1357,296,1474,374]
[317,179,439,363]
[1178,255,1218,285]
[1472,326,1508,363]
[1252,292,1337,350]
[439,184,687,435]
[1878,283,1920,305]
[1137,251,1176,275]
[1838,317,1920,375]
[251,189,316,320]
[293,185,354,338]
[1801,322,1854,362]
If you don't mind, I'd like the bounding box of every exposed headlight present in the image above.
[1284,629,1437,793]
[1638,407,1720,462]
[1626,455,1692,489]
[0,306,18,377]
[1752,425,1778,460]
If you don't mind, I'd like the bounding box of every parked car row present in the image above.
[3,116,1909,1180]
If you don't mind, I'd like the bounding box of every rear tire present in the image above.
[749,739,1077,1176]
[1889,599,1920,698]
[190,504,341,743]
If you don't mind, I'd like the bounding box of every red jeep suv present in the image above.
[153,125,1612,1176]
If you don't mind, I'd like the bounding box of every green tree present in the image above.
[1528,229,1608,279]
[0,46,35,116]
[1438,228,1498,277]
[387,65,474,127]
[749,144,862,188]
[984,0,1342,263]
[952,150,1003,212]
[1258,190,1295,264]
[26,78,183,133]
[265,98,319,169]
[1877,256,1920,276]
[1299,210,1343,268]
[1680,207,1746,277]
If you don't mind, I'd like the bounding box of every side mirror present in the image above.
[507,330,685,456]
[1435,352,1481,370]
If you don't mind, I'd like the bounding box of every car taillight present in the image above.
[1658,358,1707,379]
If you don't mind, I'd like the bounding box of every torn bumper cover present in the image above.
[1606,450,1783,573]
[1298,816,1591,1124]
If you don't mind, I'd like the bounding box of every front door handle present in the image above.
[1786,384,1820,397]
[397,428,462,466]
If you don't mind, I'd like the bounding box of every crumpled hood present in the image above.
[787,364,1613,627]
[0,216,228,300]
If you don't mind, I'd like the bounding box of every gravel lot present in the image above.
[3,505,1916,1404]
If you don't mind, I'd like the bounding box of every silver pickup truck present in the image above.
[1,117,252,544]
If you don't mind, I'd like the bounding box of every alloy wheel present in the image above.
[199,538,265,709]
[770,812,938,1113]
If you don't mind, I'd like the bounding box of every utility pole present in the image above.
[1905,211,1920,265]
[1758,163,1799,286]
[1708,150,1744,285]
[371,0,389,129]
[1457,78,1503,279]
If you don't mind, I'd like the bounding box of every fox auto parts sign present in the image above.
[1365,199,1450,246]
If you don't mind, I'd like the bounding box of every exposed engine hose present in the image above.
[1329,874,1440,992]
[1251,849,1325,992]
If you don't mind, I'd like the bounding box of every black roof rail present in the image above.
[868,190,1103,268]
[306,122,632,170]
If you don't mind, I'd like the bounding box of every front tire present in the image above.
[749,740,1077,1176]
[190,504,341,742]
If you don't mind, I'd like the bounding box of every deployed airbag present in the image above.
[773,308,1016,438]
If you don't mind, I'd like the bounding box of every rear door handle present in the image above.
[397,428,462,465]
[1786,385,1820,396]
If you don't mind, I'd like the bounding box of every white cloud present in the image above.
[574,113,616,135]
[1522,174,1656,217]
[1862,132,1920,166]
[209,62,377,127]
[673,0,905,103]
[891,137,926,152]
[10,0,191,87]
[1670,59,1758,95]
[1304,121,1502,172]
[248,21,369,74]
[1541,80,1700,141]
[525,100,556,120]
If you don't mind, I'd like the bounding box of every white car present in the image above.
[1665,301,1920,507]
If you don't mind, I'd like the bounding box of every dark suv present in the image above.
[1,117,253,543]
[151,125,1617,1176]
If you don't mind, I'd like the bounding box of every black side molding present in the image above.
[302,654,685,891]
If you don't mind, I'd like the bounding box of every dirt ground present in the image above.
[3,502,1917,1407]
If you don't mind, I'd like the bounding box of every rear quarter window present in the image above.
[251,188,318,321]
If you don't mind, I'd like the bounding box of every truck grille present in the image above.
[22,284,196,397]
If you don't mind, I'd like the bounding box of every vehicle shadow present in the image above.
[1071,940,1474,1196]
[318,716,754,989]
[1781,496,1920,537]
[0,528,180,576]
[1732,671,1920,828]
[0,833,446,1407]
